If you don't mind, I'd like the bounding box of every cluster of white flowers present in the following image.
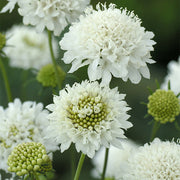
[124,138,180,180]
[92,139,138,179]
[1,0,90,36]
[161,56,180,96]
[46,80,132,158]
[60,3,156,86]
[0,99,57,171]
[4,25,58,70]
[92,138,180,180]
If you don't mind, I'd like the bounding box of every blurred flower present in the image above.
[8,142,52,177]
[161,56,180,96]
[124,138,180,180]
[0,0,18,13]
[0,98,57,172]
[147,89,180,124]
[37,64,65,88]
[60,3,156,86]
[46,80,132,158]
[92,139,138,180]
[18,0,90,36]
[4,25,58,70]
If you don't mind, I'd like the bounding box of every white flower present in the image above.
[18,0,90,36]
[124,138,180,180]
[161,56,180,96]
[0,0,18,13]
[0,98,58,172]
[60,3,156,86]
[46,80,132,158]
[92,139,138,180]
[4,25,58,70]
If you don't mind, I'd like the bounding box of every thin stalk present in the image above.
[101,148,109,180]
[47,30,61,90]
[74,153,86,180]
[71,147,76,180]
[0,57,12,101]
[150,121,160,141]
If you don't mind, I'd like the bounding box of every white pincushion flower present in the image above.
[0,98,57,172]
[92,139,138,180]
[4,25,58,70]
[124,138,180,180]
[161,56,180,96]
[60,3,156,86]
[46,80,132,158]
[18,0,90,36]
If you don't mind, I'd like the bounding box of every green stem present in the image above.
[71,147,76,180]
[74,153,86,180]
[101,148,109,180]
[47,30,61,90]
[0,57,12,102]
[150,121,160,141]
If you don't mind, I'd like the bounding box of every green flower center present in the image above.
[8,142,52,176]
[0,33,6,50]
[147,89,180,124]
[68,94,108,130]
[22,35,44,50]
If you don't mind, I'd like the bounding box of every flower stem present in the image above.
[150,121,160,141]
[0,57,12,102]
[74,153,86,180]
[101,148,109,180]
[47,30,61,90]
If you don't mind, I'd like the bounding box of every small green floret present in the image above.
[0,33,6,50]
[147,89,180,124]
[7,142,52,176]
[37,64,65,88]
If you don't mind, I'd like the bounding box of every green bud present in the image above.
[147,89,180,124]
[0,33,6,51]
[7,142,52,176]
[37,64,65,88]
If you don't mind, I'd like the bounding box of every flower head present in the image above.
[124,138,180,180]
[37,64,65,88]
[147,89,180,123]
[8,142,52,176]
[92,139,138,180]
[161,56,180,96]
[46,80,132,158]
[60,3,156,86]
[4,25,58,70]
[18,0,90,36]
[0,33,6,51]
[0,98,57,172]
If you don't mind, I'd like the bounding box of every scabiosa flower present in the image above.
[37,64,65,88]
[92,139,138,180]
[147,89,180,124]
[60,3,156,86]
[161,56,180,96]
[46,80,132,158]
[124,138,180,180]
[0,98,57,172]
[4,25,58,70]
[17,0,90,36]
[8,142,52,177]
